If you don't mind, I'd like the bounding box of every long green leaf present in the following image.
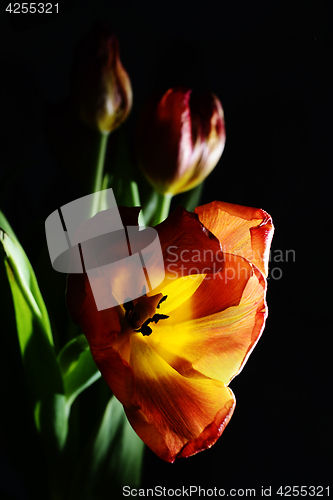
[0,213,68,453]
[57,334,101,407]
[0,246,50,499]
[0,211,53,345]
[69,395,144,500]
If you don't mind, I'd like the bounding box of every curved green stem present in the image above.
[90,132,109,217]
[151,193,172,226]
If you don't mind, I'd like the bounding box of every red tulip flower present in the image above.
[135,88,226,195]
[66,201,274,462]
[71,22,132,133]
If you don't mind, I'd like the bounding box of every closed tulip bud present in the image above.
[71,22,132,133]
[135,87,226,195]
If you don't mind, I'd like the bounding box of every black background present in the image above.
[0,0,332,498]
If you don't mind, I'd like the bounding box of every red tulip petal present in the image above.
[125,388,235,462]
[152,207,224,291]
[136,88,192,194]
[122,333,235,462]
[66,272,120,346]
[160,253,253,323]
[177,395,235,459]
[195,201,274,277]
[149,266,266,386]
[67,269,142,409]
[91,346,137,410]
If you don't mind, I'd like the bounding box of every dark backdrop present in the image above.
[1,0,332,497]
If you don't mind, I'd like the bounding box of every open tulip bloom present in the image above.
[67,201,274,462]
[0,23,275,497]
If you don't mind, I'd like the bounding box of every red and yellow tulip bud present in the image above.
[135,88,226,195]
[71,22,132,133]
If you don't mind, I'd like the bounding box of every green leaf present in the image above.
[0,210,20,244]
[34,393,69,454]
[69,396,144,499]
[0,213,68,453]
[0,211,53,345]
[0,243,50,500]
[108,128,143,210]
[142,189,159,226]
[57,334,101,407]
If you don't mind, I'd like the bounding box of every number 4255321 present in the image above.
[276,486,329,497]
[6,3,59,13]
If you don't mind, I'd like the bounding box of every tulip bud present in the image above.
[135,87,226,195]
[71,22,132,133]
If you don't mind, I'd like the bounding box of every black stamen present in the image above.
[135,317,152,336]
[157,295,168,308]
[151,313,169,324]
[141,324,153,336]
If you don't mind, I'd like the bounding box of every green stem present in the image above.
[129,180,140,206]
[151,193,173,226]
[90,132,109,218]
